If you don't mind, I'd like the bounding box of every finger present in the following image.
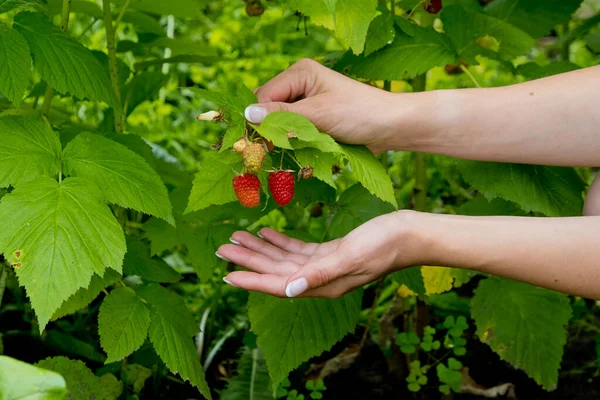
[257,228,320,256]
[284,254,349,298]
[301,275,368,299]
[255,58,319,103]
[224,271,288,297]
[230,231,309,263]
[216,244,298,276]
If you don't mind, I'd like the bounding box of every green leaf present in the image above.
[221,348,273,400]
[0,177,126,330]
[44,330,106,363]
[52,269,121,320]
[0,116,62,188]
[123,237,181,282]
[471,277,572,390]
[485,0,584,38]
[294,149,339,189]
[442,5,535,63]
[121,10,165,35]
[14,12,120,110]
[0,23,32,107]
[457,161,585,217]
[291,0,379,54]
[327,184,395,240]
[186,152,243,213]
[99,287,151,363]
[587,31,600,53]
[122,71,168,116]
[337,25,457,80]
[456,196,526,216]
[36,356,122,400]
[341,145,397,207]
[0,0,43,13]
[248,290,363,391]
[365,10,396,56]
[422,266,454,295]
[391,267,425,297]
[63,132,174,224]
[143,217,178,255]
[136,283,211,399]
[181,223,237,281]
[516,62,581,80]
[0,355,67,400]
[122,364,152,394]
[255,111,342,154]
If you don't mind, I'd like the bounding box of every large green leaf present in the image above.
[63,132,174,224]
[291,0,379,54]
[186,152,243,212]
[221,348,273,400]
[99,287,151,363]
[294,148,339,188]
[458,161,585,217]
[442,5,535,63]
[248,290,363,391]
[0,356,67,400]
[485,0,584,38]
[391,267,425,297]
[337,24,457,80]
[471,278,572,390]
[136,284,211,399]
[253,111,342,154]
[181,223,237,281]
[0,116,62,188]
[516,62,581,80]
[364,9,396,56]
[0,23,32,107]
[341,145,397,207]
[52,269,122,320]
[123,237,181,283]
[122,71,168,116]
[36,356,122,400]
[0,177,126,330]
[13,12,120,109]
[327,184,395,240]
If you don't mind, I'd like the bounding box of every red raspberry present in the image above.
[233,174,261,208]
[268,171,295,206]
[423,0,442,14]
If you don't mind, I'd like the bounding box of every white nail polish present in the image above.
[245,106,268,124]
[229,238,241,246]
[285,278,308,298]
[215,252,231,262]
[223,278,238,287]
[257,231,265,239]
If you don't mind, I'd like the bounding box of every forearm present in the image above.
[406,212,600,299]
[390,66,600,166]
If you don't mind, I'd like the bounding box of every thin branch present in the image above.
[113,0,132,33]
[102,0,125,132]
[460,64,481,88]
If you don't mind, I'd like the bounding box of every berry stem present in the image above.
[459,64,481,88]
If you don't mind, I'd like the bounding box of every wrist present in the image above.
[384,89,468,153]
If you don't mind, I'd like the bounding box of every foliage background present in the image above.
[0,0,600,399]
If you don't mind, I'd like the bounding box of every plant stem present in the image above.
[360,279,385,348]
[460,64,481,88]
[102,0,124,132]
[113,0,132,32]
[41,0,72,120]
[0,263,8,309]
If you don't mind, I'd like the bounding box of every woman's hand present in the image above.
[244,58,427,154]
[217,211,420,298]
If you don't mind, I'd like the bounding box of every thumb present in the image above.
[244,102,305,124]
[284,256,346,298]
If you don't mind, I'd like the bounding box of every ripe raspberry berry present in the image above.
[233,174,261,208]
[423,0,442,14]
[299,166,313,180]
[269,171,295,206]
[243,143,266,174]
[233,138,248,153]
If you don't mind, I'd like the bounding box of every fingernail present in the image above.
[285,278,308,298]
[229,238,241,246]
[223,277,238,287]
[245,105,268,123]
[257,231,265,239]
[215,252,231,262]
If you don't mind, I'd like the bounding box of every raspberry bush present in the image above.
[0,0,598,398]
